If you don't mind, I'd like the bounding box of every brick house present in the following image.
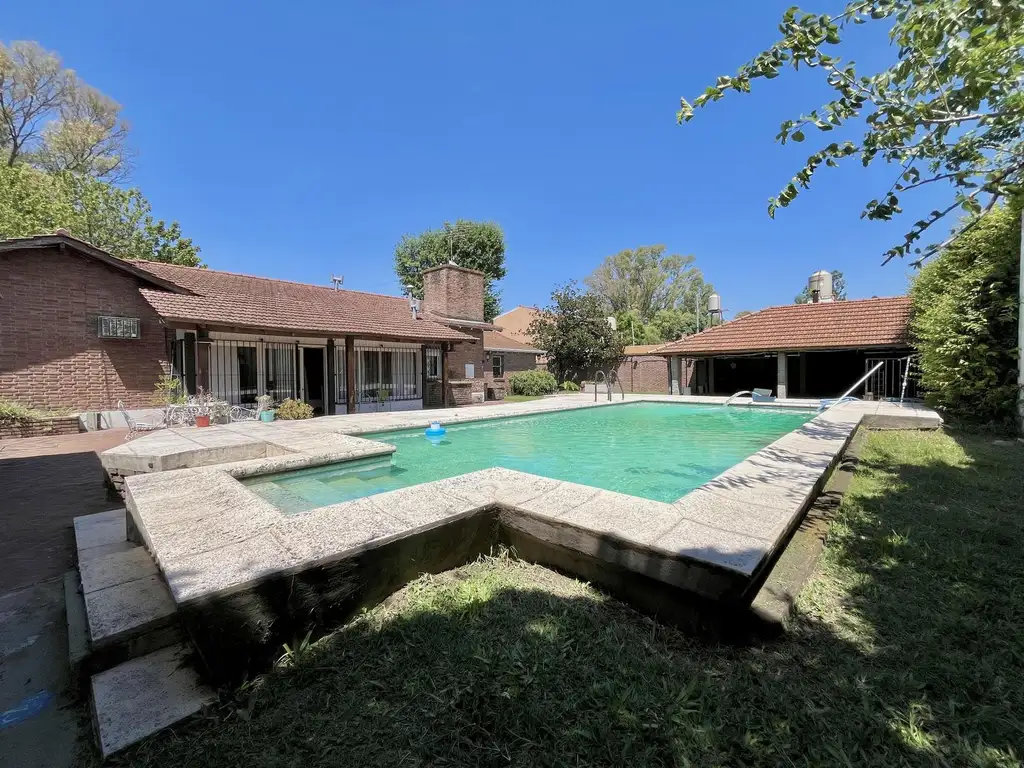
[0,232,508,419]
[656,297,915,399]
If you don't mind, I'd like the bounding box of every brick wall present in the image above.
[447,332,488,394]
[485,351,539,384]
[614,355,669,394]
[0,415,82,440]
[0,246,171,411]
[422,265,485,323]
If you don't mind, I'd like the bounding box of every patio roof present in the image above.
[133,262,472,342]
[656,296,913,356]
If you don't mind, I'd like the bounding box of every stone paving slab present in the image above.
[79,547,158,594]
[73,509,126,551]
[91,644,214,757]
[84,574,177,648]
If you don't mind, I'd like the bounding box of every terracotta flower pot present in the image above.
[195,414,211,428]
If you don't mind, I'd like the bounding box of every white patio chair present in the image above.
[119,401,165,442]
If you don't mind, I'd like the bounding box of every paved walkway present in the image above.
[0,430,126,594]
[0,429,127,766]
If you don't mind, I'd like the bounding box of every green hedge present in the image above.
[507,370,558,396]
[910,199,1021,427]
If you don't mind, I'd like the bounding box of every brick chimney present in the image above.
[421,264,485,323]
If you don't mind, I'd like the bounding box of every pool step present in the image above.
[72,510,184,677]
[91,643,215,757]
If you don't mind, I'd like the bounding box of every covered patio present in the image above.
[659,297,916,400]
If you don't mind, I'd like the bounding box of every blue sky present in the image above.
[7,1,952,315]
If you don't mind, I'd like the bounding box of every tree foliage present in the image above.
[585,245,714,342]
[394,219,506,321]
[0,164,201,265]
[795,269,848,303]
[910,198,1020,426]
[678,1,1024,265]
[529,282,625,382]
[1,41,131,180]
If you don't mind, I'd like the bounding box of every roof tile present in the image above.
[133,262,471,342]
[657,297,912,355]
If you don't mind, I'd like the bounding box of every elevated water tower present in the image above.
[808,270,834,303]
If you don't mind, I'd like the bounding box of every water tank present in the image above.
[606,316,617,331]
[808,270,833,302]
[706,292,721,313]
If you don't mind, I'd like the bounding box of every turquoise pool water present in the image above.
[243,403,814,513]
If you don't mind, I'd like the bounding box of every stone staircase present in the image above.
[67,509,214,757]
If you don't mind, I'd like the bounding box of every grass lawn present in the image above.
[116,430,1024,767]
[502,394,544,402]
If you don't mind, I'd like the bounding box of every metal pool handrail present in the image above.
[592,370,625,401]
[820,360,886,412]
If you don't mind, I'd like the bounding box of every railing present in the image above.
[723,390,752,407]
[819,360,886,412]
[592,370,625,401]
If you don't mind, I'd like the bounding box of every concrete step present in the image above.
[72,511,183,674]
[64,570,90,698]
[91,643,215,758]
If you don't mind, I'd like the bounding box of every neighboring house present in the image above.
[482,331,545,384]
[492,306,541,344]
[0,232,501,419]
[656,297,915,399]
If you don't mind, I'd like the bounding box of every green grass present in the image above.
[116,430,1024,767]
[502,394,544,402]
[0,398,69,424]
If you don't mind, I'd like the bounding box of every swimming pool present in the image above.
[243,402,814,514]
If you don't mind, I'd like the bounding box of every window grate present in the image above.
[98,316,140,339]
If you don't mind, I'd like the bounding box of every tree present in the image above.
[529,282,624,382]
[585,245,713,342]
[394,219,506,321]
[910,197,1020,427]
[795,269,848,303]
[585,245,710,319]
[0,41,131,180]
[677,2,1024,265]
[733,310,755,319]
[0,164,201,265]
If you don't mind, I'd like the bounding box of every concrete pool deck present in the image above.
[105,394,940,682]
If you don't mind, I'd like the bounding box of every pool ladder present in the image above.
[593,370,625,402]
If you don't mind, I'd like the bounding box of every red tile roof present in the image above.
[483,330,545,353]
[656,297,913,356]
[132,262,472,342]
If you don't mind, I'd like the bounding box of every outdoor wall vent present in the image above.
[97,315,141,339]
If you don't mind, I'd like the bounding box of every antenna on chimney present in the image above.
[330,275,344,291]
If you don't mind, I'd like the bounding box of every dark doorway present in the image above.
[302,347,326,415]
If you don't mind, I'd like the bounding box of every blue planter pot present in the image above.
[260,410,276,423]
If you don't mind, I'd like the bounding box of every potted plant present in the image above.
[257,395,275,422]
[192,388,215,427]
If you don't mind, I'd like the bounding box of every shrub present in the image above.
[154,375,186,405]
[0,399,42,425]
[507,370,558,396]
[910,198,1021,427]
[560,380,581,392]
[275,398,314,420]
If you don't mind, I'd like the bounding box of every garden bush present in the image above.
[275,398,315,420]
[911,198,1021,427]
[560,380,581,392]
[0,398,41,425]
[507,370,558,396]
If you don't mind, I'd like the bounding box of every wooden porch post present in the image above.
[441,343,449,407]
[326,339,336,415]
[345,336,356,414]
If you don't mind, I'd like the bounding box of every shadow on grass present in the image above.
[117,430,1023,767]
